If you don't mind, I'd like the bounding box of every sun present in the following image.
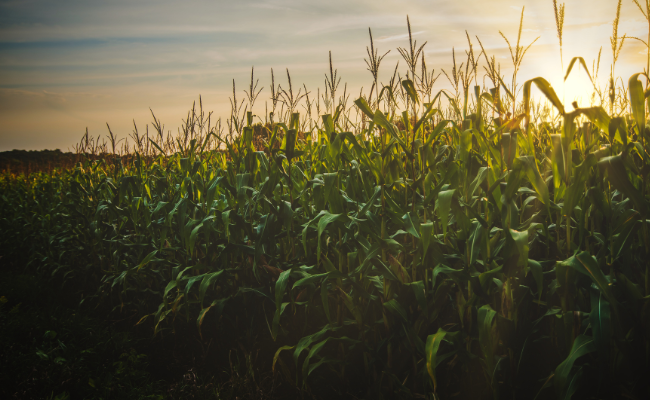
[563,69,598,108]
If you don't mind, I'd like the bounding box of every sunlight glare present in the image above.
[563,69,598,108]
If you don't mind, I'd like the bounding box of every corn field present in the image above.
[2,5,650,399]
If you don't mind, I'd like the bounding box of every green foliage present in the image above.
[3,26,650,400]
[0,272,166,400]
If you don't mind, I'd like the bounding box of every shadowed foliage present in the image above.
[2,6,650,400]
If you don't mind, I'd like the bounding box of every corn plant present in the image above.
[2,5,650,400]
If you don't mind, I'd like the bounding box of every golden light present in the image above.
[562,69,598,108]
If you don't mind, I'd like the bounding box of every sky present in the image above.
[0,0,647,151]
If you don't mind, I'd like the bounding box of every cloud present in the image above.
[0,0,646,150]
[377,31,426,43]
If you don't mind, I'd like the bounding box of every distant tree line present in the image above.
[0,150,82,175]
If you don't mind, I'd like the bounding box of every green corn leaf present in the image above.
[163,280,178,300]
[459,129,472,167]
[477,305,498,382]
[478,262,503,290]
[196,304,213,336]
[204,178,220,209]
[359,186,381,217]
[275,269,292,312]
[373,110,414,159]
[401,79,419,105]
[199,270,224,308]
[268,124,280,150]
[387,253,410,284]
[136,250,159,271]
[523,77,565,117]
[564,57,594,85]
[590,291,611,371]
[272,345,295,374]
[551,134,566,202]
[302,211,322,255]
[611,213,639,261]
[196,297,229,339]
[467,221,484,267]
[554,335,596,399]
[409,280,427,313]
[609,117,628,146]
[508,228,529,268]
[598,154,646,215]
[301,338,331,379]
[401,111,412,133]
[322,114,335,137]
[414,103,441,134]
[425,328,447,393]
[573,107,610,135]
[338,287,362,327]
[242,126,254,150]
[560,252,617,316]
[322,173,339,203]
[629,73,646,134]
[435,189,456,235]
[273,269,291,340]
[383,298,408,322]
[354,97,374,119]
[293,271,344,288]
[431,264,464,288]
[501,132,517,171]
[334,131,381,179]
[563,154,597,218]
[511,156,550,207]
[402,211,421,239]
[189,217,214,255]
[528,259,544,302]
[293,324,338,366]
[185,274,204,297]
[469,167,488,198]
[372,256,401,282]
[148,138,165,155]
[289,112,300,131]
[317,212,342,264]
[424,120,452,147]
[421,222,434,260]
[563,367,584,400]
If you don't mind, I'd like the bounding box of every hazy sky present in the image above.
[0,0,647,151]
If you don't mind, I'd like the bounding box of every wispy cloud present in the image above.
[376,31,426,42]
[0,0,646,150]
